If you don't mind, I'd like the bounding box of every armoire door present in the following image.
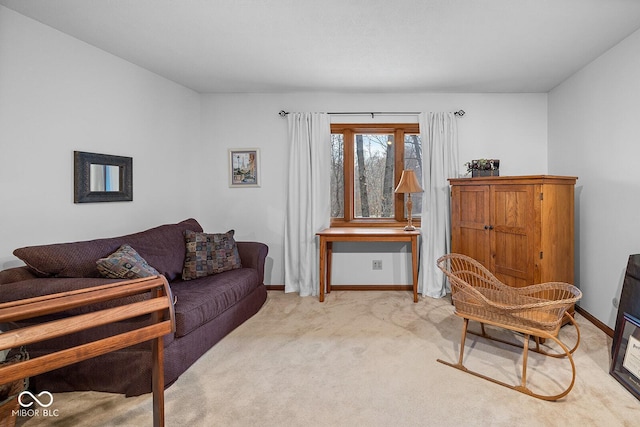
[490,184,537,287]
[451,185,491,268]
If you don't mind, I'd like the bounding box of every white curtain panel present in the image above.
[284,113,331,296]
[418,112,459,298]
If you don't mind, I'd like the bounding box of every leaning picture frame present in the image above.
[610,312,640,401]
[229,148,260,187]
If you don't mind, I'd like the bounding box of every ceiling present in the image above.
[2,0,640,94]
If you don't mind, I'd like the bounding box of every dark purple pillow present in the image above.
[14,218,202,281]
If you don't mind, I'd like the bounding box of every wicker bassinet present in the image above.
[438,253,581,334]
[436,253,583,400]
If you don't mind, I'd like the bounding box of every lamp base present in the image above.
[403,225,416,231]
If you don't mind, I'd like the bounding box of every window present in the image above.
[330,123,422,227]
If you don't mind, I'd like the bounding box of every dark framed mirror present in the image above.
[74,151,132,203]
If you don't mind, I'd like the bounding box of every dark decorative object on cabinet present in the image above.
[466,159,500,177]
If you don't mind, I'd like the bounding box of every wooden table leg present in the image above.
[327,241,333,294]
[412,235,419,303]
[319,236,326,302]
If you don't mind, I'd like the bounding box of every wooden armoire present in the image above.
[449,175,577,288]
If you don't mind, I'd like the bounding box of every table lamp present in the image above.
[394,169,424,231]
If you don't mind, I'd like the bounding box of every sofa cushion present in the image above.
[13,218,202,281]
[182,230,242,280]
[96,244,160,279]
[171,268,258,338]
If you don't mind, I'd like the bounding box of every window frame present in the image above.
[330,123,421,228]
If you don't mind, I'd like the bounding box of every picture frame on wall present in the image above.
[610,313,640,401]
[229,148,260,188]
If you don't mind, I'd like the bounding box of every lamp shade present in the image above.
[394,170,424,194]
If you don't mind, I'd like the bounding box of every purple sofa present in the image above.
[0,218,268,396]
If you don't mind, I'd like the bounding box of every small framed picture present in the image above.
[229,148,260,188]
[610,313,640,401]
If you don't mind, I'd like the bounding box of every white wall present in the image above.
[549,28,640,328]
[0,6,550,297]
[0,6,201,269]
[200,92,548,286]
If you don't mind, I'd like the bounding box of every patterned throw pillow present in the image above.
[96,244,160,279]
[182,230,242,280]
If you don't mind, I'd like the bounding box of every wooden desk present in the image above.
[316,228,421,303]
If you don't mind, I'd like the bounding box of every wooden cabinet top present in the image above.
[449,175,578,186]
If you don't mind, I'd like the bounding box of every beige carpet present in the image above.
[15,290,640,426]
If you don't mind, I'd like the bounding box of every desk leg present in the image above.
[327,242,332,294]
[319,236,326,302]
[412,235,419,303]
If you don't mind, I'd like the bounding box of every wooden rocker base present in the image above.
[467,313,581,358]
[437,314,580,401]
[437,358,542,398]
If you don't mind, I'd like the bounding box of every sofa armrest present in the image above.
[0,266,39,285]
[236,242,268,284]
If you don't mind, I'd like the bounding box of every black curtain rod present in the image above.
[278,110,465,118]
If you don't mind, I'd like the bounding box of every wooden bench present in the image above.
[0,275,175,426]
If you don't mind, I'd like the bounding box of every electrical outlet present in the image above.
[372,260,383,270]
